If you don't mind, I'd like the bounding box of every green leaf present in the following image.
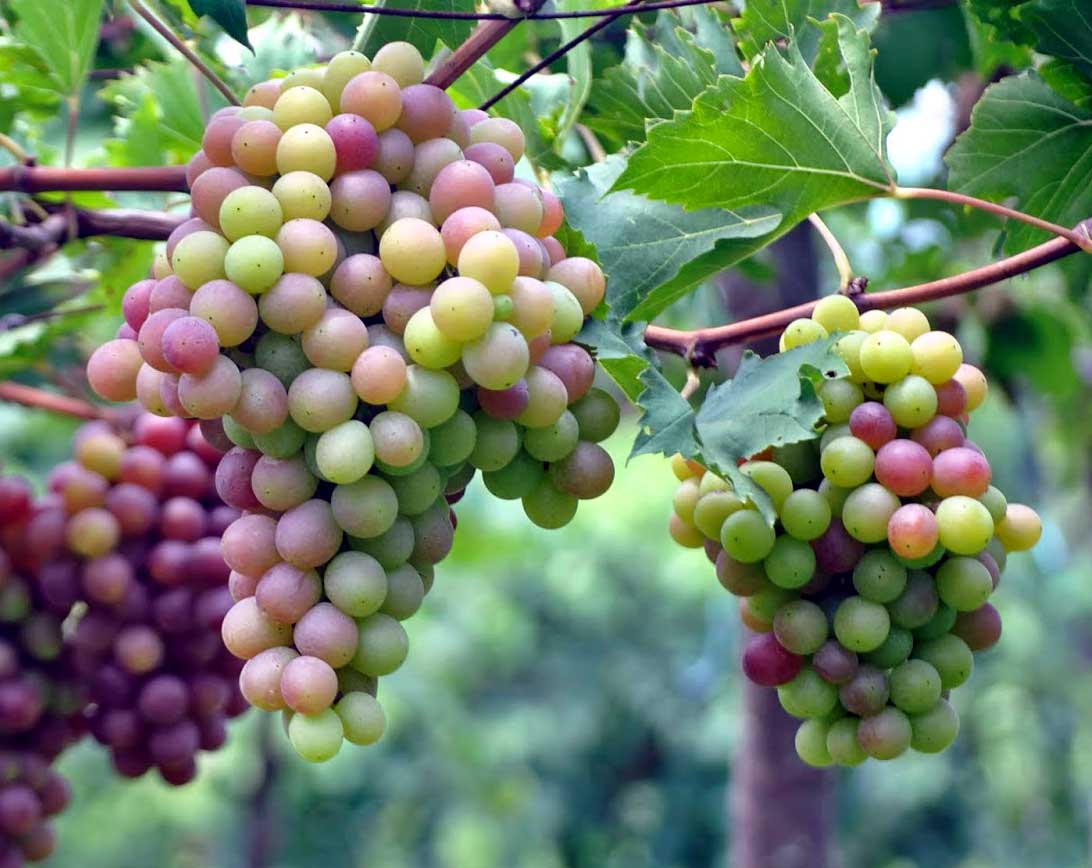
[10,0,103,95]
[554,155,781,322]
[630,364,699,461]
[615,16,894,238]
[575,316,654,403]
[945,73,1092,252]
[695,337,848,520]
[190,0,252,50]
[732,0,879,62]
[358,0,475,57]
[1018,0,1092,78]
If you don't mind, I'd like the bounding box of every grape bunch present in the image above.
[36,414,247,786]
[0,478,80,866]
[84,42,620,762]
[669,298,1042,766]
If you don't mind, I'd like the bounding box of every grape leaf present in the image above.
[554,155,781,322]
[631,364,699,460]
[189,0,252,50]
[732,0,879,62]
[10,0,102,95]
[695,338,848,520]
[614,15,895,238]
[358,0,475,57]
[576,317,654,403]
[1018,0,1092,79]
[945,73,1092,253]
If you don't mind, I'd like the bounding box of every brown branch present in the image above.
[0,382,107,420]
[0,165,188,194]
[645,223,1088,365]
[0,208,184,254]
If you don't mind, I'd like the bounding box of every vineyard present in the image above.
[0,0,1087,866]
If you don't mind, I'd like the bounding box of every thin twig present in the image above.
[481,0,645,109]
[0,134,32,165]
[129,0,240,105]
[0,208,185,253]
[681,367,700,400]
[645,220,1090,365]
[249,0,721,19]
[806,213,853,290]
[0,382,107,420]
[576,123,607,163]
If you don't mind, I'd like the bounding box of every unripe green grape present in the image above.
[547,282,584,345]
[935,496,994,555]
[780,489,831,541]
[353,613,409,676]
[223,414,256,448]
[276,123,337,180]
[886,570,940,626]
[255,332,310,389]
[524,410,579,462]
[859,330,913,383]
[288,708,343,762]
[523,479,578,529]
[819,424,851,453]
[812,294,860,332]
[777,668,839,719]
[909,698,959,753]
[835,331,868,383]
[746,585,796,623]
[336,692,386,746]
[841,483,900,543]
[764,535,816,589]
[894,541,946,571]
[995,503,1042,551]
[820,379,863,424]
[794,719,834,767]
[888,659,942,714]
[225,235,285,294]
[858,310,887,332]
[977,485,1008,524]
[272,170,332,221]
[862,626,913,669]
[493,294,514,321]
[720,509,776,563]
[826,717,867,766]
[220,185,284,241]
[773,599,828,654]
[883,374,938,428]
[462,323,530,391]
[324,550,388,618]
[910,330,962,384]
[693,490,745,540]
[818,479,850,517]
[469,413,521,471]
[886,307,931,341]
[483,450,544,500]
[819,436,874,488]
[382,366,457,430]
[280,67,325,92]
[739,461,793,511]
[350,516,414,569]
[403,307,463,370]
[833,596,890,652]
[857,707,911,760]
[427,409,476,468]
[698,472,731,495]
[779,318,828,351]
[322,51,371,106]
[936,556,993,611]
[253,418,307,458]
[430,276,494,341]
[388,463,443,515]
[913,634,973,689]
[315,420,375,484]
[171,230,228,289]
[852,550,907,603]
[571,388,620,443]
[913,603,956,641]
[517,366,567,429]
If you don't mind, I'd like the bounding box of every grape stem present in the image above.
[806,213,853,290]
[249,0,719,19]
[128,0,240,106]
[0,208,186,254]
[0,381,108,420]
[644,218,1091,366]
[0,165,188,194]
[425,3,547,90]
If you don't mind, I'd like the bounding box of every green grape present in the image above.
[859,330,913,383]
[909,698,960,753]
[324,551,388,618]
[857,707,911,760]
[819,424,851,453]
[380,563,425,620]
[219,186,284,241]
[483,451,544,500]
[819,436,874,488]
[883,374,938,428]
[977,485,1008,524]
[693,490,745,540]
[322,50,371,106]
[288,708,343,762]
[469,413,521,472]
[457,230,519,294]
[372,40,425,87]
[272,171,332,221]
[462,323,530,391]
[350,516,414,569]
[273,85,333,129]
[935,556,993,611]
[820,379,864,424]
[516,366,568,429]
[352,613,409,675]
[336,692,386,746]
[812,294,860,333]
[894,541,947,570]
[778,668,839,719]
[427,409,477,467]
[276,123,337,180]
[315,420,375,484]
[225,235,285,294]
[779,318,828,351]
[887,571,939,630]
[171,231,228,290]
[773,599,828,655]
[739,461,793,511]
[522,479,578,529]
[818,479,850,518]
[698,473,731,495]
[780,489,831,541]
[913,603,956,642]
[571,390,620,443]
[493,294,514,321]
[331,476,399,538]
[746,585,797,623]
[852,550,907,603]
[794,719,833,767]
[826,717,867,766]
[255,332,310,389]
[763,535,816,589]
[430,276,494,342]
[523,410,579,462]
[254,419,308,458]
[833,596,890,653]
[223,414,256,449]
[287,369,358,433]
[835,331,868,383]
[720,509,776,564]
[888,660,942,714]
[862,626,913,669]
[910,330,963,384]
[935,496,994,555]
[403,308,463,370]
[547,282,584,345]
[387,463,443,515]
[913,634,973,689]
[841,483,900,544]
[388,365,460,428]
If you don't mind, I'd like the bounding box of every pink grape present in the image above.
[911,415,964,457]
[932,447,992,498]
[848,402,896,450]
[326,113,379,173]
[887,503,939,560]
[160,316,220,376]
[874,439,933,497]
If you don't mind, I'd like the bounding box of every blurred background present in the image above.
[1,1,1090,866]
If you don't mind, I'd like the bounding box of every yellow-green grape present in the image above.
[886,306,930,341]
[288,708,344,762]
[272,171,333,222]
[720,509,775,563]
[276,123,337,180]
[778,668,838,719]
[670,453,703,481]
[910,330,963,384]
[833,596,890,653]
[380,218,447,286]
[225,236,284,294]
[779,318,828,351]
[794,719,834,767]
[170,230,228,290]
[372,41,425,87]
[336,692,386,746]
[935,556,993,611]
[954,363,988,411]
[841,483,900,543]
[835,331,868,383]
[388,366,460,428]
[995,503,1042,551]
[219,185,284,241]
[826,718,867,766]
[764,536,816,589]
[935,495,994,555]
[693,490,744,539]
[669,513,704,547]
[273,86,333,130]
[403,308,463,369]
[280,67,326,92]
[857,707,911,760]
[323,51,371,107]
[858,330,913,383]
[672,477,702,525]
[820,379,864,424]
[909,699,960,753]
[882,374,938,428]
[152,249,172,279]
[457,230,519,294]
[780,489,832,541]
[698,472,731,495]
[739,461,793,511]
[547,282,584,344]
[812,294,860,333]
[819,436,874,488]
[858,310,888,333]
[430,276,494,341]
[462,323,530,390]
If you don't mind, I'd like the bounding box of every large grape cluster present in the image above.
[85,42,620,762]
[669,299,1042,766]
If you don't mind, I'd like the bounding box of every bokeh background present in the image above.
[1,2,1090,866]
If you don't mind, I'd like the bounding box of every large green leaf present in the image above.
[945,73,1092,252]
[358,0,475,57]
[555,156,781,322]
[732,0,879,62]
[575,317,654,403]
[10,0,103,95]
[1019,0,1092,78]
[190,0,252,50]
[614,16,894,233]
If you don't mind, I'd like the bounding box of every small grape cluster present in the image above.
[669,298,1042,766]
[35,415,246,786]
[85,42,620,762]
[0,478,80,867]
